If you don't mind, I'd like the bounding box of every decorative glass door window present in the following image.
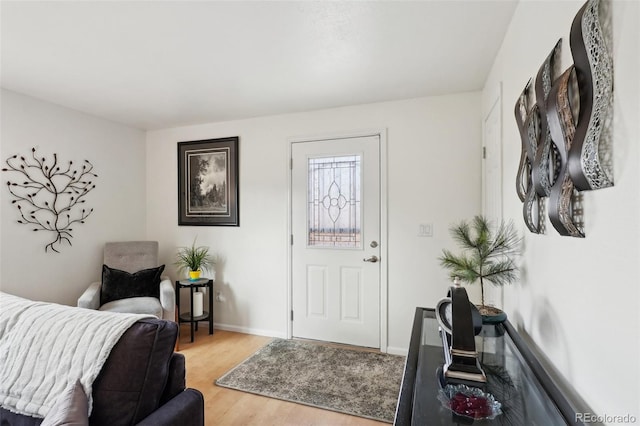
[307,155,362,248]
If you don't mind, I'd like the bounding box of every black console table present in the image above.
[394,307,584,425]
[175,278,214,343]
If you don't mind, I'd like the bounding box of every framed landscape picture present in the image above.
[177,137,239,226]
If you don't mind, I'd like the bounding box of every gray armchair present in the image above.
[78,241,175,321]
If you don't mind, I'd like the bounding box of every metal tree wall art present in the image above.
[2,148,97,253]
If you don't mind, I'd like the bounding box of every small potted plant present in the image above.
[439,215,521,323]
[175,238,214,280]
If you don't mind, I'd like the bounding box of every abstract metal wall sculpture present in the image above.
[532,39,562,199]
[514,0,613,238]
[514,41,561,235]
[514,80,531,204]
[546,67,585,237]
[568,0,614,191]
[514,80,545,234]
[2,148,97,252]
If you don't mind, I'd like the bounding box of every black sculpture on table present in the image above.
[436,285,486,387]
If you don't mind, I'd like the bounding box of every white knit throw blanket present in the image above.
[0,292,152,418]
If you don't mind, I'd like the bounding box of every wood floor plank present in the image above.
[178,326,389,426]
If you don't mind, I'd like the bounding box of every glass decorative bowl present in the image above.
[437,384,502,420]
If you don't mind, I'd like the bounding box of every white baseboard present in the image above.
[212,322,405,353]
[213,322,287,339]
[386,346,409,356]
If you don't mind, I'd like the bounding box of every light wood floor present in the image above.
[178,326,388,426]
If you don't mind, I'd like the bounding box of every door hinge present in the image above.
[291,310,294,321]
[290,158,293,169]
[482,146,487,159]
[290,234,293,245]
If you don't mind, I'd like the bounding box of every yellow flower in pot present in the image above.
[175,238,214,281]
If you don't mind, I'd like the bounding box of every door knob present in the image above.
[363,255,379,263]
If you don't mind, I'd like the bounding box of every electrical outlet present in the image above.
[215,291,222,302]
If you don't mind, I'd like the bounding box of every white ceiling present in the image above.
[1,1,517,130]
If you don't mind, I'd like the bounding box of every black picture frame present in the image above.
[177,137,239,226]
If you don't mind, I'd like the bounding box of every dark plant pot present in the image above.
[481,309,507,324]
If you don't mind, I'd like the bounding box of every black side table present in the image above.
[394,307,586,425]
[175,278,214,343]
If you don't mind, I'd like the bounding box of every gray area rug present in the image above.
[215,339,405,423]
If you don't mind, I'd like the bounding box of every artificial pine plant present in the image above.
[439,215,521,315]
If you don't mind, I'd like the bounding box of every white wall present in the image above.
[146,93,482,350]
[483,0,639,420]
[0,90,147,305]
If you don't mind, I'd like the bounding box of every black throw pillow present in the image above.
[100,264,165,305]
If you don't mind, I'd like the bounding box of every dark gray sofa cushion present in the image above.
[89,319,177,426]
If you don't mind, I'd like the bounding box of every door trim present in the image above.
[286,129,388,352]
[482,82,503,221]
[482,83,504,309]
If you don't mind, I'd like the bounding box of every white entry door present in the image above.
[291,135,380,348]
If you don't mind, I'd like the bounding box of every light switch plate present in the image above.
[418,223,433,237]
